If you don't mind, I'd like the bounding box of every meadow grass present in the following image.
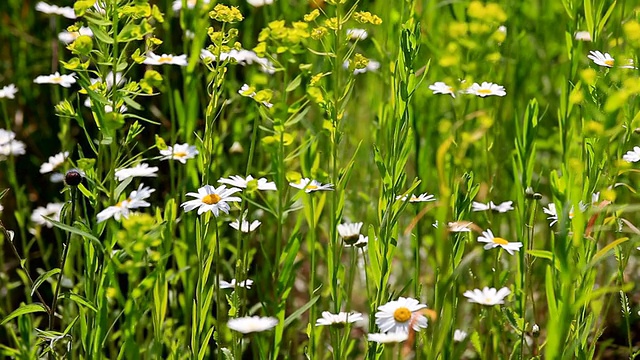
[0,0,640,359]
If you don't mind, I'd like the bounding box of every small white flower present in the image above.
[227,316,278,334]
[247,0,274,7]
[159,143,199,164]
[497,25,507,34]
[337,222,363,243]
[220,278,253,289]
[229,219,261,233]
[463,286,511,306]
[172,0,210,11]
[448,221,473,232]
[0,84,18,99]
[229,141,244,153]
[429,82,456,98]
[96,184,155,223]
[316,311,363,327]
[477,229,522,255]
[114,163,158,182]
[471,200,514,213]
[40,151,69,174]
[375,297,428,334]
[623,146,640,163]
[587,50,615,67]
[0,139,26,158]
[58,26,93,44]
[289,178,334,193]
[31,202,65,228]
[345,60,381,75]
[90,71,125,89]
[396,192,436,203]
[367,332,408,344]
[574,31,592,41]
[36,2,76,19]
[465,82,506,97]
[345,234,368,248]
[237,84,273,108]
[346,28,368,40]
[532,324,540,334]
[33,72,76,88]
[543,203,559,226]
[181,185,242,216]
[218,175,277,191]
[453,329,467,342]
[143,52,188,66]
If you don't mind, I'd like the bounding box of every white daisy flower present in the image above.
[396,192,437,203]
[465,82,506,97]
[172,0,210,11]
[218,175,277,191]
[337,222,363,244]
[237,84,273,108]
[40,151,69,174]
[367,332,408,344]
[477,229,522,255]
[181,185,242,216]
[289,178,334,193]
[90,71,125,89]
[463,286,511,306]
[247,0,274,7]
[96,184,155,223]
[453,329,467,342]
[227,316,278,334]
[143,52,188,66]
[543,203,558,226]
[587,50,615,67]
[347,28,368,40]
[0,84,18,99]
[623,146,640,163]
[36,2,76,19]
[375,297,428,334]
[114,163,158,181]
[316,311,363,327]
[471,200,514,213]
[58,26,93,44]
[31,202,65,228]
[0,139,26,158]
[33,72,76,88]
[220,278,253,289]
[159,143,199,164]
[229,219,261,233]
[574,31,591,41]
[429,82,456,98]
[345,234,368,248]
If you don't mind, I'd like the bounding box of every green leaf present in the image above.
[59,292,97,312]
[527,249,553,261]
[1,303,47,325]
[284,295,319,327]
[45,217,104,254]
[286,75,302,92]
[31,268,60,296]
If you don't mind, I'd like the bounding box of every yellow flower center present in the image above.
[447,87,454,93]
[158,56,173,63]
[604,59,614,67]
[477,89,492,95]
[393,307,412,322]
[493,237,509,245]
[174,151,187,158]
[52,76,63,83]
[306,184,318,190]
[202,193,221,205]
[410,196,418,201]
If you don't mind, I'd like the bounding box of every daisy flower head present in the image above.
[290,178,334,193]
[220,278,253,289]
[33,72,76,88]
[587,50,615,67]
[453,329,468,342]
[181,185,242,216]
[218,175,277,191]
[346,28,368,40]
[471,200,514,213]
[316,311,364,327]
[345,234,369,248]
[143,52,188,66]
[247,0,274,7]
[36,2,76,19]
[375,297,428,334]
[465,82,506,97]
[543,203,558,226]
[429,82,456,98]
[367,332,409,344]
[574,31,592,42]
[623,146,640,163]
[40,151,69,174]
[227,316,278,334]
[0,130,26,158]
[114,163,158,181]
[172,0,210,11]
[396,192,436,203]
[31,203,65,228]
[160,143,199,164]
[58,26,93,44]
[463,286,511,306]
[477,229,522,255]
[229,218,261,233]
[337,222,363,244]
[96,184,155,223]
[0,84,18,99]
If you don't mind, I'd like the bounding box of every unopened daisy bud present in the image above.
[229,141,244,154]
[64,169,83,186]
[532,323,540,337]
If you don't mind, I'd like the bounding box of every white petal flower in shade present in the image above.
[448,221,473,232]
[401,192,437,203]
[471,200,514,213]
[543,203,558,226]
[315,311,364,327]
[40,151,69,174]
[453,329,467,342]
[289,178,334,193]
[346,28,368,40]
[574,31,592,41]
[58,26,93,44]
[229,219,261,233]
[96,184,155,223]
[143,52,188,66]
[345,234,369,248]
[337,222,363,244]
[31,203,65,228]
[247,0,274,7]
[90,71,126,89]
[160,143,199,164]
[587,50,615,67]
[172,0,210,11]
[114,163,158,181]
[429,82,456,98]
[219,279,253,289]
[477,229,522,255]
[465,82,506,97]
[218,175,277,191]
[0,140,26,158]
[463,287,511,306]
[181,185,242,216]
[0,84,18,99]
[375,297,428,334]
[33,72,76,88]
[623,146,640,163]
[227,316,278,334]
[36,2,76,19]
[367,332,409,344]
